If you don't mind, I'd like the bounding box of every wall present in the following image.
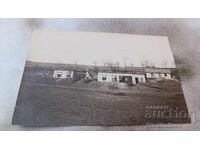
[53,70,73,79]
[97,72,145,84]
[146,72,171,79]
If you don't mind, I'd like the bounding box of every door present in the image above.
[125,76,133,86]
[135,77,139,84]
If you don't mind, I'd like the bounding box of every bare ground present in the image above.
[12,78,190,127]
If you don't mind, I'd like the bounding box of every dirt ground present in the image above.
[12,73,190,127]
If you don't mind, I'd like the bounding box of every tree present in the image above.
[130,63,134,67]
[141,60,150,67]
[149,62,155,68]
[123,57,128,67]
[72,58,78,65]
[92,61,99,72]
[105,61,114,70]
[101,59,106,67]
[92,60,98,66]
[114,62,120,70]
[162,61,168,68]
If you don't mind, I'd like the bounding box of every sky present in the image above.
[27,30,176,68]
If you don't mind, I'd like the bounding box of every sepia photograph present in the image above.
[1,2,200,150]
[12,30,190,127]
[1,18,200,131]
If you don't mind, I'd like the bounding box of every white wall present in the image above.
[70,71,73,78]
[132,74,146,84]
[146,72,171,79]
[97,72,145,84]
[153,73,160,78]
[53,70,73,79]
[161,73,165,78]
[166,73,171,79]
[146,73,152,78]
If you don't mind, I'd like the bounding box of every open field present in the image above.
[12,62,190,127]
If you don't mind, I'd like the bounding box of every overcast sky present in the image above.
[27,30,176,68]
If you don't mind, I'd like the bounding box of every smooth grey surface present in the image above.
[0,18,200,130]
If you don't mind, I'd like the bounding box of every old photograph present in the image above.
[12,30,190,127]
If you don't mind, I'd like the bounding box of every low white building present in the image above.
[145,68,171,79]
[98,71,146,85]
[53,70,74,79]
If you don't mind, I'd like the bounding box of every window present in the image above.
[164,73,167,77]
[57,74,62,78]
[140,78,143,82]
[102,77,106,80]
[151,73,153,78]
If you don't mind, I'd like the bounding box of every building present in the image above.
[53,70,74,79]
[52,67,172,83]
[98,71,146,85]
[53,70,93,81]
[145,68,171,79]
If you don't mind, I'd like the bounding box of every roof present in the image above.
[99,67,173,74]
[99,70,145,75]
[144,68,171,73]
[101,67,145,73]
[53,67,172,74]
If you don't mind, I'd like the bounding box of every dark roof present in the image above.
[144,68,171,73]
[101,67,172,74]
[102,67,145,73]
[99,70,144,75]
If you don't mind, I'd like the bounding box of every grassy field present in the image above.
[12,62,190,127]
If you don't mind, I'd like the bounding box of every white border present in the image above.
[0,0,199,149]
[0,0,199,17]
[0,131,199,150]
